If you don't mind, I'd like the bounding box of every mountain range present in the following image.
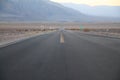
[0,0,120,22]
[0,0,87,21]
[62,3,120,18]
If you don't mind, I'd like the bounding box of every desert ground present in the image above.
[0,22,120,46]
[0,22,58,46]
[65,22,120,38]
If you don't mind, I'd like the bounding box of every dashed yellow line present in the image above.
[60,33,64,43]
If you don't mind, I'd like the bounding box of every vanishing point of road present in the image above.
[0,30,120,80]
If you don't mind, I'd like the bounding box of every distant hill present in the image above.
[62,3,120,18]
[0,0,120,22]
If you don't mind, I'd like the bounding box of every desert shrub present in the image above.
[83,28,90,32]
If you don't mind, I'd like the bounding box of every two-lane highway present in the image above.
[0,30,120,80]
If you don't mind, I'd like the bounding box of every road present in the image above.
[0,30,120,80]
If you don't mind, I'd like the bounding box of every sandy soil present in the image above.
[63,22,120,38]
[0,23,57,47]
[0,22,120,46]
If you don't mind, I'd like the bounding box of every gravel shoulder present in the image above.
[0,31,54,48]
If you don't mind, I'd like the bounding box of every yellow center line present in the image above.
[60,33,64,43]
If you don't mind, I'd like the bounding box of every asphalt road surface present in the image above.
[0,30,120,80]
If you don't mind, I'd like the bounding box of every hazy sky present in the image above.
[51,0,120,6]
